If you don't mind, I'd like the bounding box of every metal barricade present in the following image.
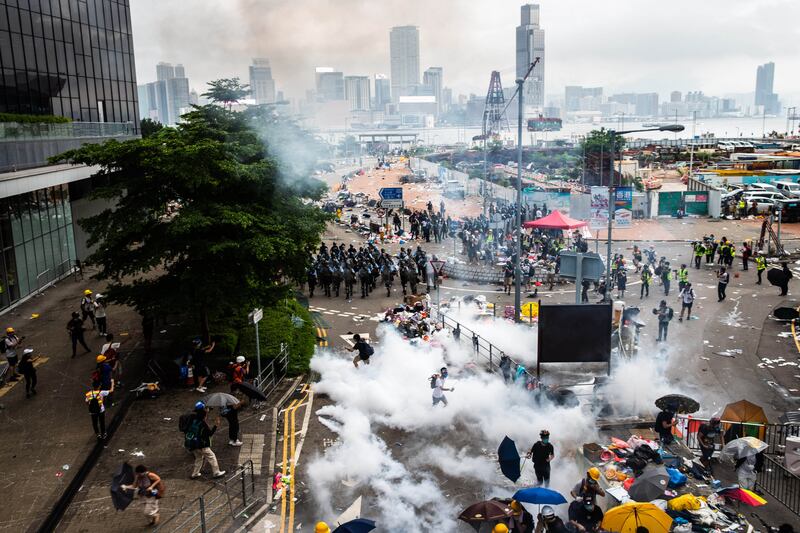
[154,461,260,533]
[253,342,289,396]
[756,454,800,517]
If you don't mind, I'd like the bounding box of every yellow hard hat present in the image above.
[5,327,13,333]
[314,523,330,533]
[96,355,106,363]
[84,289,92,295]
[493,524,509,533]
[510,499,522,512]
[588,466,601,481]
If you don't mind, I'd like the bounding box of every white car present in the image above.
[742,195,781,214]
[775,181,800,198]
[746,182,780,194]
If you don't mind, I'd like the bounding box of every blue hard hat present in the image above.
[194,401,206,410]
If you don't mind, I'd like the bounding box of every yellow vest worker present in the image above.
[678,268,688,283]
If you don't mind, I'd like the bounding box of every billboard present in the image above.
[537,304,612,364]
[590,186,609,229]
[614,187,633,227]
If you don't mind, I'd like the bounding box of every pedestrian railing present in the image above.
[756,454,800,517]
[154,461,261,533]
[674,416,799,457]
[253,342,289,397]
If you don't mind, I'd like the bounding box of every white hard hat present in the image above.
[236,356,245,363]
[541,505,555,518]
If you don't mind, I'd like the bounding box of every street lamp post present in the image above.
[515,78,524,323]
[604,124,684,297]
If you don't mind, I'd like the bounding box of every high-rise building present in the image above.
[423,67,444,115]
[565,86,602,112]
[374,74,391,111]
[390,26,420,100]
[156,62,175,81]
[516,4,545,116]
[140,62,190,124]
[609,93,658,116]
[670,91,682,103]
[441,87,453,113]
[0,0,140,312]
[249,58,276,104]
[344,76,371,111]
[317,71,345,101]
[174,64,186,79]
[755,62,780,115]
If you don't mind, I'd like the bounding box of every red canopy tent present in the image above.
[522,210,588,230]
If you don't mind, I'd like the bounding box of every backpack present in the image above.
[178,413,195,433]
[430,375,438,389]
[667,308,674,320]
[363,343,374,357]
[87,391,101,414]
[0,338,5,354]
[184,418,203,450]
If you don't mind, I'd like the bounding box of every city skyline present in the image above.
[130,0,800,105]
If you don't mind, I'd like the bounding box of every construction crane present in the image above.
[482,71,509,140]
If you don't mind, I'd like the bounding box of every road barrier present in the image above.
[254,342,289,397]
[757,454,800,517]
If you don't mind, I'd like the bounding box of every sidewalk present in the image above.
[0,271,147,532]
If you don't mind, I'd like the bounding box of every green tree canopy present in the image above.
[202,78,250,110]
[140,117,163,138]
[52,104,329,339]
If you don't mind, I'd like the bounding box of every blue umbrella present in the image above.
[498,436,521,482]
[512,487,567,505]
[333,518,376,533]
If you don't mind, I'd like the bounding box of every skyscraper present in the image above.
[317,71,345,101]
[755,62,780,115]
[374,74,391,111]
[139,62,190,124]
[249,58,276,104]
[423,67,444,115]
[156,62,175,81]
[390,26,420,100]
[344,76,371,111]
[516,4,545,116]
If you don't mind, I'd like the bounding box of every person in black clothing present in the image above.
[223,387,244,447]
[67,312,91,358]
[527,430,555,487]
[717,267,730,301]
[698,417,721,474]
[780,262,793,296]
[535,505,568,533]
[189,402,226,479]
[568,497,604,533]
[18,352,37,398]
[348,334,373,368]
[654,409,676,444]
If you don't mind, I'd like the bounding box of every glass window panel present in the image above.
[64,42,75,74]
[29,192,42,238]
[50,0,62,19]
[95,0,105,27]
[42,232,55,275]
[12,197,28,243]
[19,240,35,295]
[41,0,52,15]
[23,35,36,69]
[60,0,71,19]
[0,9,8,32]
[50,228,63,271]
[52,16,63,41]
[30,0,42,13]
[78,1,88,23]
[33,237,46,285]
[0,31,13,67]
[0,201,13,250]
[87,1,96,26]
[20,9,33,35]
[42,14,53,39]
[19,0,32,10]
[8,8,21,34]
[31,12,43,36]
[39,190,51,234]
[55,36,67,73]
[66,222,76,262]
[5,248,20,303]
[35,37,47,72]
[11,33,25,70]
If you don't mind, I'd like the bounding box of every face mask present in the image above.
[441,371,448,378]
[542,438,549,444]
[588,479,597,486]
[584,504,593,511]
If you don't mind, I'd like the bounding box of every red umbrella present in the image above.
[522,211,587,230]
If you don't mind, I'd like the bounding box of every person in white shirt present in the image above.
[431,367,454,407]
[94,294,108,336]
[678,282,696,322]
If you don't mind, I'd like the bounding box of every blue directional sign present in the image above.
[379,187,403,200]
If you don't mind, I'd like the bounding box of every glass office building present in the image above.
[0,0,139,125]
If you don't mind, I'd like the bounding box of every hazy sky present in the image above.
[131,0,800,103]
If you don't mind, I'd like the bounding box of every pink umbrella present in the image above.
[522,211,588,230]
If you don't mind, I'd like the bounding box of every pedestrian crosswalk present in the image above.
[309,305,372,320]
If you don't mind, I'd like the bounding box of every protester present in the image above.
[348,334,374,368]
[698,417,721,474]
[191,338,214,393]
[755,252,767,284]
[94,294,108,336]
[80,289,96,329]
[18,351,37,398]
[639,265,651,299]
[677,264,689,292]
[654,409,677,444]
[67,311,92,358]
[527,429,555,487]
[568,496,604,533]
[535,505,569,533]
[101,334,122,386]
[779,262,793,296]
[678,282,696,322]
[735,451,763,490]
[571,468,606,504]
[85,379,114,439]
[3,326,21,382]
[616,269,627,300]
[717,266,730,301]
[185,401,226,479]
[229,356,249,384]
[653,300,674,342]
[223,387,245,447]
[125,464,165,526]
[94,355,114,406]
[498,354,512,383]
[431,367,454,407]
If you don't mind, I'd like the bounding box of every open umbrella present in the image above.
[601,502,673,533]
[332,518,376,533]
[722,437,768,460]
[232,381,267,401]
[458,500,513,530]
[655,394,700,414]
[202,392,239,408]
[498,436,521,482]
[627,466,669,502]
[721,399,768,440]
[512,487,567,505]
[110,462,135,511]
[716,487,767,506]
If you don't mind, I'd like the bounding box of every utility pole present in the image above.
[515,77,524,323]
[688,111,697,180]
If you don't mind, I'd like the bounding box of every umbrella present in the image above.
[233,381,267,401]
[767,268,787,287]
[601,502,673,533]
[722,437,768,460]
[512,487,567,505]
[716,487,767,506]
[202,392,239,408]
[110,462,135,511]
[498,436,521,482]
[627,466,669,502]
[332,518,376,533]
[655,394,700,414]
[721,399,768,440]
[458,500,513,529]
[522,211,588,230]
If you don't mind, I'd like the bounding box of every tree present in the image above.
[52,104,329,342]
[202,78,250,110]
[140,118,163,138]
[579,128,626,186]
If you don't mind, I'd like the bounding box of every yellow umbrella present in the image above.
[601,502,673,533]
[521,302,539,318]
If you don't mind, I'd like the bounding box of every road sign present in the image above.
[379,187,403,201]
[380,200,403,209]
[248,308,263,324]
[430,259,446,275]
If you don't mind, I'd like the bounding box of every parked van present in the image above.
[746,182,780,195]
[775,181,800,198]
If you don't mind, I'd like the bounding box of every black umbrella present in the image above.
[498,436,521,483]
[628,465,669,502]
[232,381,267,401]
[655,394,700,414]
[332,518,377,533]
[110,462,135,511]
[767,268,787,287]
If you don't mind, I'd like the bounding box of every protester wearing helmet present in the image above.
[570,468,606,505]
[3,326,21,382]
[698,416,722,474]
[527,429,555,487]
[535,505,568,533]
[80,289,97,329]
[229,355,249,384]
[187,400,225,479]
[568,495,604,533]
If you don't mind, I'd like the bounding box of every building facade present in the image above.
[373,74,390,111]
[389,25,420,100]
[138,61,189,125]
[423,67,443,115]
[317,71,344,101]
[515,4,545,116]
[755,62,780,115]
[344,76,370,111]
[249,58,276,105]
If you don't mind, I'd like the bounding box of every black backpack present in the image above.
[184,418,203,450]
[363,343,374,357]
[178,413,195,433]
[87,391,101,415]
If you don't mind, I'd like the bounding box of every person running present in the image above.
[186,401,226,479]
[18,351,37,398]
[127,465,165,526]
[653,300,674,342]
[191,338,215,393]
[3,327,21,382]
[755,251,767,285]
[67,312,92,358]
[640,266,651,299]
[431,367,454,407]
[348,334,374,368]
[85,379,114,439]
[80,289,96,329]
[678,282,696,322]
[717,266,730,301]
[527,430,555,487]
